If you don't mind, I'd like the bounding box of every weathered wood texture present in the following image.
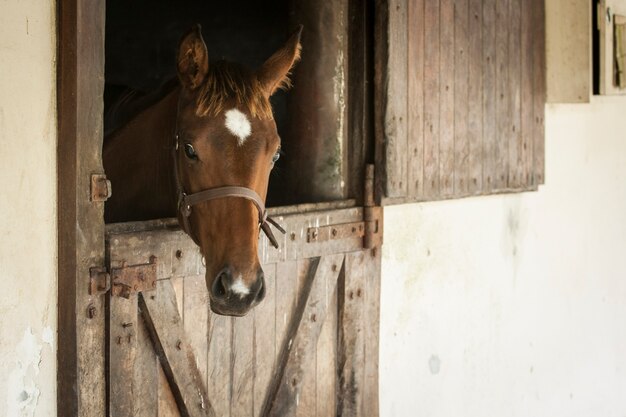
[262,255,344,417]
[140,280,214,417]
[57,0,107,415]
[375,0,546,204]
[284,0,350,204]
[106,205,381,416]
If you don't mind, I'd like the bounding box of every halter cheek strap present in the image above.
[174,136,286,249]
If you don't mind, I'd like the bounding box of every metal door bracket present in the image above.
[110,256,158,298]
[363,164,383,249]
[89,267,110,296]
[307,221,365,243]
[91,173,112,202]
[363,205,383,249]
[90,257,157,298]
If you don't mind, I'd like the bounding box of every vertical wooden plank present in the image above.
[158,365,181,417]
[362,249,382,417]
[159,276,184,417]
[423,0,441,199]
[57,1,107,414]
[520,0,535,188]
[468,0,484,194]
[273,260,300,417]
[440,0,456,196]
[155,276,192,417]
[254,264,277,417]
[315,278,338,417]
[408,0,425,199]
[208,313,232,417]
[508,0,523,189]
[296,259,317,417]
[374,0,390,203]
[338,253,365,416]
[231,314,254,416]
[109,295,138,417]
[348,0,374,203]
[385,0,409,198]
[134,316,158,417]
[494,0,510,191]
[171,276,184,319]
[275,260,300,364]
[140,281,211,417]
[454,0,470,195]
[140,281,212,417]
[482,0,497,192]
[284,0,350,203]
[533,0,546,185]
[184,275,209,383]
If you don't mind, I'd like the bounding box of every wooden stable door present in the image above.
[58,2,380,414]
[105,203,380,417]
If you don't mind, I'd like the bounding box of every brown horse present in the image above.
[104,25,302,316]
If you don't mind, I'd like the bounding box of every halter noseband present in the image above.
[174,134,286,249]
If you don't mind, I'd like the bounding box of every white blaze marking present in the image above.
[230,275,250,297]
[224,108,252,145]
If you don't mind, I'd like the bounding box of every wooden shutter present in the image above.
[374,0,546,205]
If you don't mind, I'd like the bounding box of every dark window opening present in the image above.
[593,0,601,95]
[105,1,296,212]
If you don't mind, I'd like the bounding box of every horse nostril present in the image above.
[212,269,230,299]
[256,270,266,302]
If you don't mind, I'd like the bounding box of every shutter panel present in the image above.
[374,0,546,205]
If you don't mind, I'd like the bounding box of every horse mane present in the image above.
[105,60,279,138]
[195,61,273,119]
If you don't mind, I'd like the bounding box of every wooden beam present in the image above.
[57,0,107,414]
[139,280,214,417]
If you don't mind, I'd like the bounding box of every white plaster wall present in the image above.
[0,1,57,417]
[380,97,626,416]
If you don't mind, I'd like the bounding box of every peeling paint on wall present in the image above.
[0,1,57,416]
[5,328,49,417]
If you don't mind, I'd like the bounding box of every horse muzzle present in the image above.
[207,266,266,316]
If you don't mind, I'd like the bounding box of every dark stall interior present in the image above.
[105,0,372,214]
[105,0,298,208]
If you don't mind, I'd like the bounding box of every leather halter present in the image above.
[173,134,286,248]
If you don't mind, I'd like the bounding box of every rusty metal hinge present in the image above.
[111,256,158,298]
[89,267,111,296]
[305,211,382,248]
[363,205,383,249]
[89,257,157,298]
[91,174,112,202]
[307,221,365,243]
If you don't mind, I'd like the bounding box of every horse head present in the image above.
[174,25,301,316]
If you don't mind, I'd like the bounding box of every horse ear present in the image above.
[177,25,209,91]
[257,25,303,97]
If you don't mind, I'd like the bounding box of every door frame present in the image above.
[57,0,107,415]
[56,1,374,415]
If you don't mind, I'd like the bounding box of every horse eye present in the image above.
[184,143,197,160]
[272,149,281,164]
